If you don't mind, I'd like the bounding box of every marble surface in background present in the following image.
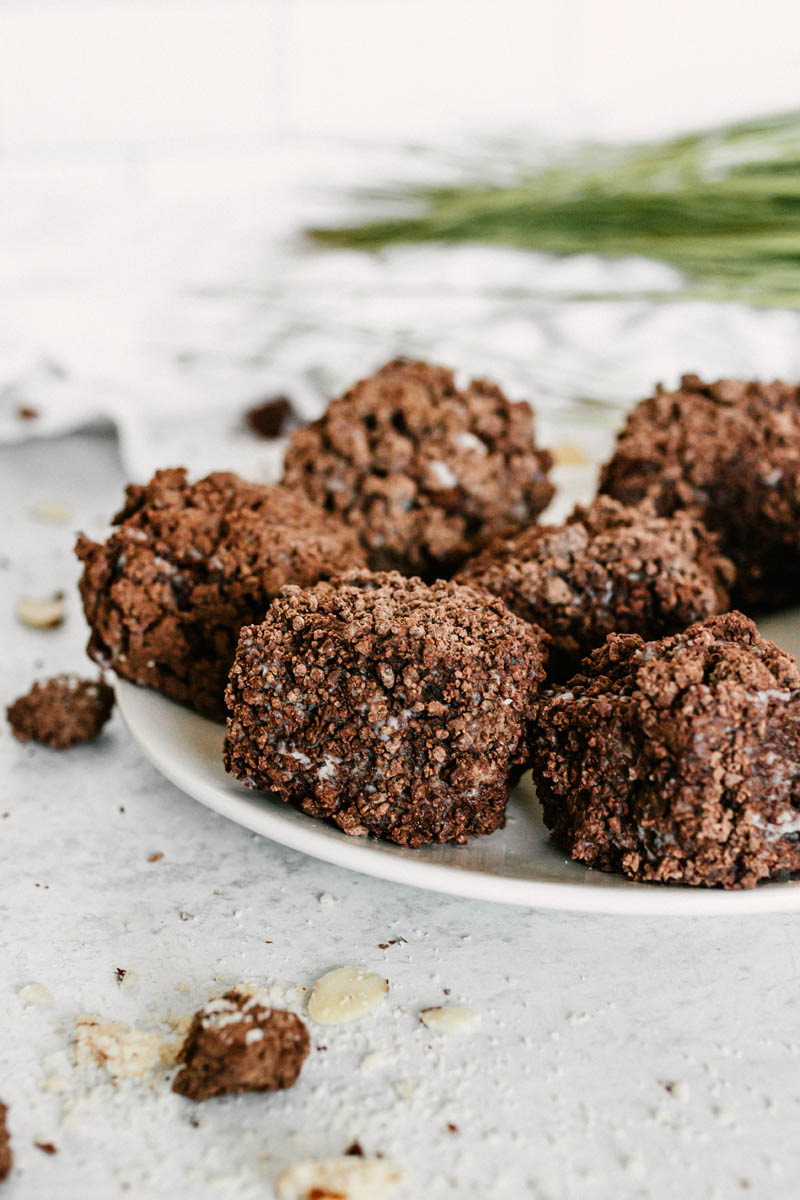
[3,430,800,1200]
[4,140,800,487]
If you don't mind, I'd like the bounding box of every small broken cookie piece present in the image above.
[6,675,114,750]
[275,1156,405,1200]
[0,1103,11,1180]
[74,1015,164,1079]
[172,990,310,1102]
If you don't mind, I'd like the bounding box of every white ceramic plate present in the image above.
[117,601,800,916]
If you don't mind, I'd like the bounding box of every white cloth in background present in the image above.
[3,141,800,483]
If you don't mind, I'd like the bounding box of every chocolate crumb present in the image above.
[172,989,310,1102]
[34,1141,57,1155]
[147,852,163,863]
[115,968,127,985]
[345,1141,364,1157]
[6,675,114,750]
[0,1103,11,1180]
[447,1123,458,1134]
[443,988,451,996]
[17,405,38,420]
[246,395,293,439]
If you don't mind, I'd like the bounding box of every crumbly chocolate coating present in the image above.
[224,570,548,846]
[76,469,366,721]
[172,990,309,1102]
[456,496,735,676]
[282,359,554,577]
[0,1102,11,1181]
[599,375,800,610]
[530,612,800,889]
[6,675,114,750]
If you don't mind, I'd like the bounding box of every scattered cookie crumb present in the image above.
[115,968,127,985]
[419,1006,476,1032]
[377,938,407,950]
[7,676,114,749]
[0,1103,11,1180]
[393,1081,414,1101]
[17,405,39,421]
[664,1080,690,1102]
[147,852,164,863]
[318,893,334,907]
[15,592,65,630]
[172,990,309,1101]
[34,1141,57,1156]
[447,1123,458,1134]
[73,1015,163,1079]
[345,1141,364,1157]
[275,1156,405,1200]
[307,968,388,1026]
[20,983,54,1007]
[246,395,294,439]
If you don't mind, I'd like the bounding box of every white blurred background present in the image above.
[2,0,800,478]
[3,0,800,149]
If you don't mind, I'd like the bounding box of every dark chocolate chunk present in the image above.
[6,676,114,750]
[282,359,554,578]
[246,395,293,439]
[530,612,800,889]
[172,990,309,1102]
[224,569,548,846]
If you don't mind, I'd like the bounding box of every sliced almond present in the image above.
[552,442,590,466]
[275,1156,405,1200]
[16,593,65,629]
[306,967,388,1026]
[31,502,71,523]
[419,1005,476,1032]
[20,982,54,1006]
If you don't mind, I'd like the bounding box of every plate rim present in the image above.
[116,680,800,917]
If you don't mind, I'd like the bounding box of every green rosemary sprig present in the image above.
[309,111,800,307]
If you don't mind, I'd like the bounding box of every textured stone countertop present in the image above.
[3,430,800,1200]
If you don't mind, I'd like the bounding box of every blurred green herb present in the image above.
[309,111,800,307]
